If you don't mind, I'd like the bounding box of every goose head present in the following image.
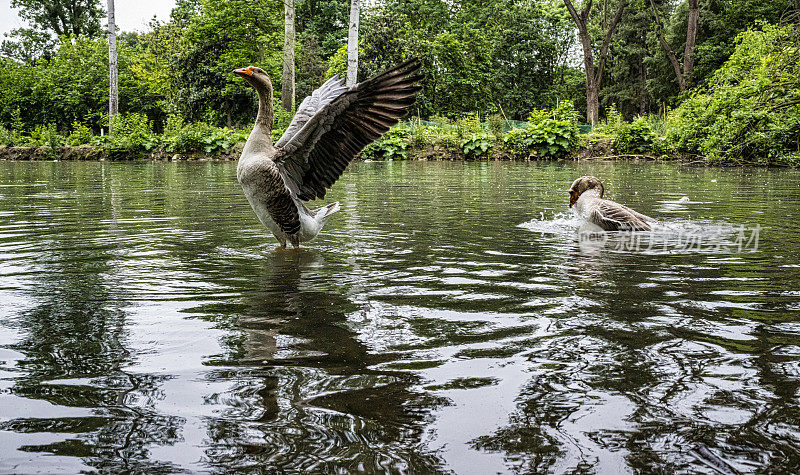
[234,65,274,140]
[568,175,604,208]
[233,66,273,91]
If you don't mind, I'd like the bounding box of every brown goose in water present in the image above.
[233,60,422,248]
[568,176,656,231]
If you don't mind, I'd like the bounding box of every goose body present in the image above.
[233,61,422,248]
[568,176,656,231]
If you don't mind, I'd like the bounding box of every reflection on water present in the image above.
[1,161,799,472]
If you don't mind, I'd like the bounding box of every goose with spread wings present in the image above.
[233,60,422,248]
[568,176,656,231]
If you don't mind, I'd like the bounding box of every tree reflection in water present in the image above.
[2,229,184,472]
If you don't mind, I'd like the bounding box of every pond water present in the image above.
[0,160,799,473]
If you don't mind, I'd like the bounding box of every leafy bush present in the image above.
[407,120,430,148]
[526,109,550,126]
[613,117,658,154]
[409,117,459,151]
[27,124,64,148]
[502,102,580,159]
[487,114,505,137]
[168,122,245,154]
[455,114,483,140]
[460,133,494,158]
[594,105,625,135]
[325,44,348,79]
[272,98,294,141]
[68,121,93,146]
[107,113,159,153]
[666,23,800,164]
[551,100,581,125]
[0,126,22,146]
[163,114,184,138]
[361,127,409,160]
[645,111,669,137]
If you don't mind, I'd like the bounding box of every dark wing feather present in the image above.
[275,59,422,200]
[592,200,655,231]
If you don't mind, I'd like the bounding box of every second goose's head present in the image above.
[568,176,604,208]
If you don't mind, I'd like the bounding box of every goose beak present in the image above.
[233,67,253,77]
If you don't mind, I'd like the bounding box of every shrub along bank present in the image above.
[0,106,791,165]
[362,21,800,168]
[0,101,590,162]
[0,112,251,160]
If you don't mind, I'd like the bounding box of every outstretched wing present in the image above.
[275,59,422,201]
[592,200,655,231]
[274,75,349,149]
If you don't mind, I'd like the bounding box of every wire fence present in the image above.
[402,119,594,134]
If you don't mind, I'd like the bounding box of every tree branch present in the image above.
[595,0,627,85]
[649,0,685,90]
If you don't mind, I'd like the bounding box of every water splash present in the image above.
[517,211,582,235]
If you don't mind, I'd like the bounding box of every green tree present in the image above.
[293,0,349,100]
[563,0,629,126]
[601,0,656,118]
[667,23,800,163]
[10,0,105,37]
[649,0,699,92]
[358,0,576,119]
[2,0,105,66]
[173,0,283,126]
[0,28,55,65]
[492,0,577,118]
[0,35,170,133]
[692,0,795,82]
[296,0,349,57]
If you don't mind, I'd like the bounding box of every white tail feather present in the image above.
[316,201,340,220]
[297,201,340,242]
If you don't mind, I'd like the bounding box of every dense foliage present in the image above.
[666,24,800,164]
[600,0,797,118]
[1,0,105,64]
[0,0,797,162]
[356,0,577,119]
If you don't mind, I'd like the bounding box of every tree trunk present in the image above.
[639,56,647,115]
[586,81,600,126]
[281,0,295,112]
[650,0,699,91]
[346,0,361,87]
[577,26,595,124]
[107,0,118,133]
[683,0,699,89]
[563,0,627,126]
